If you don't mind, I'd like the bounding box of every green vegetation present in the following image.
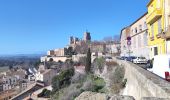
[51,73,106,100]
[52,68,74,93]
[95,57,105,73]
[109,66,126,94]
[80,74,106,93]
[51,84,81,100]
[91,75,106,92]
[50,53,126,99]
[38,89,52,98]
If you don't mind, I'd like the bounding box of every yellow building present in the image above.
[146,0,166,59]
[164,0,170,54]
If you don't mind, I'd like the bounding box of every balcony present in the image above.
[146,8,162,24]
[164,26,170,39]
[150,36,154,41]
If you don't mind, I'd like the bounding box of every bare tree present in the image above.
[113,35,120,42]
[103,36,113,43]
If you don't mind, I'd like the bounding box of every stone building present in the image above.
[54,48,67,57]
[83,31,91,42]
[90,41,106,53]
[47,50,55,56]
[35,69,57,86]
[120,27,131,56]
[105,42,120,55]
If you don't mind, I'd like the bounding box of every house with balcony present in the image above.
[146,0,166,59]
[130,13,149,59]
[164,0,170,54]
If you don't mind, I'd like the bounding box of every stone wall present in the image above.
[114,58,170,100]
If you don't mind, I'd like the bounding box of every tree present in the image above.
[38,89,51,98]
[113,35,120,42]
[52,68,74,93]
[9,65,13,70]
[66,47,74,56]
[103,36,113,43]
[96,57,105,73]
[85,48,91,73]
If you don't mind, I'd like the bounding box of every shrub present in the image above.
[92,57,105,73]
[81,79,93,91]
[96,57,105,73]
[52,84,82,100]
[121,78,127,88]
[92,76,106,92]
[109,66,126,94]
[106,61,118,67]
[71,72,86,84]
[52,68,75,93]
[38,89,51,98]
[81,75,106,93]
[62,88,81,100]
[110,66,125,84]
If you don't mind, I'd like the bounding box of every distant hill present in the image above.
[0,54,44,69]
[0,53,45,58]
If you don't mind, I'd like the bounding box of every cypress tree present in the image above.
[85,48,91,73]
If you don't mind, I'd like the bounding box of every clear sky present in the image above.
[0,0,149,55]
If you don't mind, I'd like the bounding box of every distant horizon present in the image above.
[0,52,46,56]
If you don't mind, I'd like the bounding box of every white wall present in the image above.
[130,14,149,59]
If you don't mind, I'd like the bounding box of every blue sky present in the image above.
[0,0,149,55]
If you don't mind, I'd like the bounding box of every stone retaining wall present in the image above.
[114,58,170,100]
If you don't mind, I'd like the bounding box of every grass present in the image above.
[93,77,105,87]
[0,66,9,73]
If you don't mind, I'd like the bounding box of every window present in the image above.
[143,32,148,46]
[139,25,142,32]
[134,37,136,48]
[154,47,158,56]
[138,35,141,47]
[158,18,162,34]
[144,22,147,29]
[151,24,154,37]
[135,27,138,33]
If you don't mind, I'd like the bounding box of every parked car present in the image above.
[119,56,128,60]
[106,56,113,62]
[126,56,137,62]
[133,57,147,64]
[146,59,153,69]
[148,55,170,81]
[116,56,121,60]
